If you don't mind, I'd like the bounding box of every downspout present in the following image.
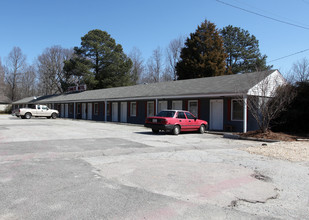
[243,95,247,133]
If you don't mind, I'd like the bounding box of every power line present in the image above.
[268,48,309,63]
[216,0,309,31]
[232,0,309,27]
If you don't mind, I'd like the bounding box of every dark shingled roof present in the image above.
[13,70,277,104]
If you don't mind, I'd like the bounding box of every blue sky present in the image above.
[1,0,309,75]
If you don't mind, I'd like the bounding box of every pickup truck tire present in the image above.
[51,113,57,119]
[25,113,32,119]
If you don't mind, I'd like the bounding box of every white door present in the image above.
[112,102,118,122]
[82,103,87,119]
[210,100,223,130]
[120,102,127,123]
[65,104,68,118]
[172,100,182,110]
[61,104,64,118]
[87,103,92,120]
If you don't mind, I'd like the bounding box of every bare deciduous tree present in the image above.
[37,45,73,95]
[5,47,27,101]
[142,47,163,83]
[161,67,173,82]
[128,47,144,84]
[166,36,184,81]
[0,59,6,95]
[290,58,309,83]
[21,65,37,97]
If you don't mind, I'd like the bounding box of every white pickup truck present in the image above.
[16,104,59,119]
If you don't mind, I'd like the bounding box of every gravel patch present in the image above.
[243,141,309,162]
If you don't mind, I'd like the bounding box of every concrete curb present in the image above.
[223,133,280,143]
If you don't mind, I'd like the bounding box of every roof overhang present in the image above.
[35,92,247,103]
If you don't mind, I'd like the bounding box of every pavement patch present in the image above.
[85,151,278,208]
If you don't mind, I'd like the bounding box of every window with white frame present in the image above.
[130,102,137,117]
[94,103,99,115]
[172,100,182,110]
[158,101,167,112]
[188,100,198,117]
[231,99,243,121]
[147,101,154,117]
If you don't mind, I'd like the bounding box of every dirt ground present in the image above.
[239,130,308,142]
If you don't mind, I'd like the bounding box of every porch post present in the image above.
[243,95,247,133]
[155,99,158,115]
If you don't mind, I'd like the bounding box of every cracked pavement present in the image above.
[0,115,308,219]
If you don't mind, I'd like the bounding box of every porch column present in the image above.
[155,99,158,115]
[243,95,247,133]
[104,100,107,121]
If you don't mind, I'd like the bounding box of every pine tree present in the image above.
[64,29,133,89]
[221,25,272,74]
[176,20,228,80]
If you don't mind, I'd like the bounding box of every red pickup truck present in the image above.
[145,110,208,135]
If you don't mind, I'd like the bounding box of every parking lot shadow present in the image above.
[134,131,170,135]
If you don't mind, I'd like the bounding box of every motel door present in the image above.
[210,99,223,130]
[82,103,87,119]
[120,102,127,123]
[87,103,92,120]
[112,102,118,122]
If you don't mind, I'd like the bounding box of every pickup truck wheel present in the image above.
[172,125,180,135]
[51,113,57,119]
[199,124,206,134]
[25,113,32,119]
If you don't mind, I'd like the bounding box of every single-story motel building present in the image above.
[12,70,285,133]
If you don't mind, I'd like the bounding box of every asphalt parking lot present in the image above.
[0,115,308,220]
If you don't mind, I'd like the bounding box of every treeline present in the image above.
[1,19,274,101]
